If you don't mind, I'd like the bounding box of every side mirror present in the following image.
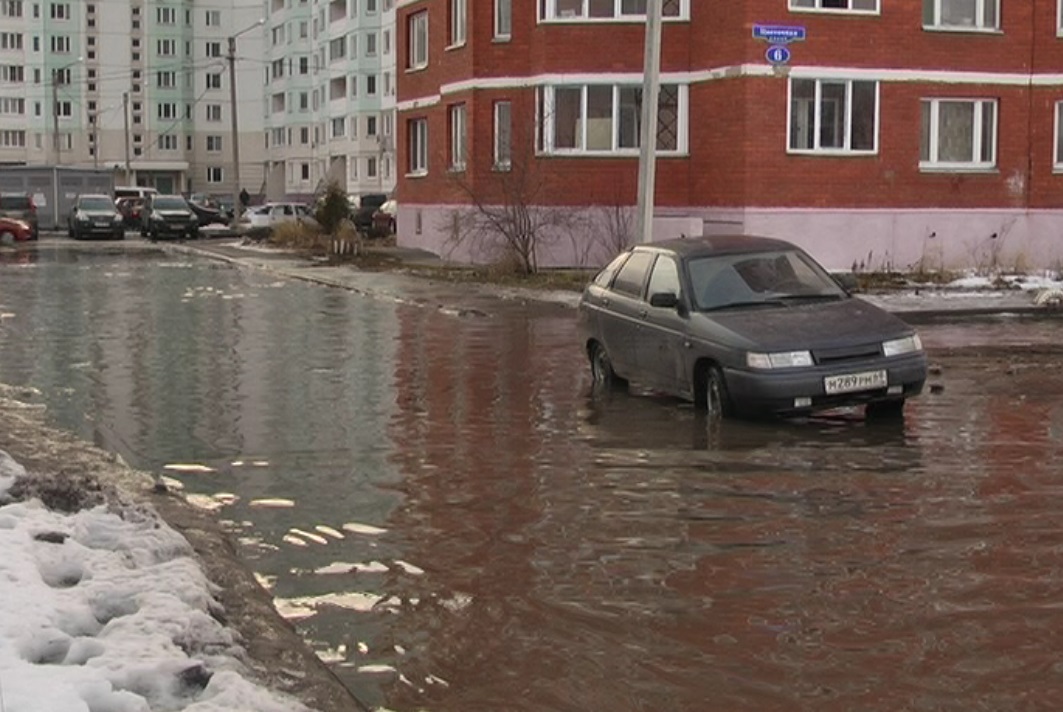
[649,292,680,309]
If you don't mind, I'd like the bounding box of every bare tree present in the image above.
[445,130,584,275]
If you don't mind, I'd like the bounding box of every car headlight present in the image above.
[882,334,923,357]
[75,210,86,221]
[746,350,814,369]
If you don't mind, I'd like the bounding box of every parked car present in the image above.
[186,193,231,227]
[115,197,146,230]
[236,202,313,235]
[371,199,397,236]
[578,235,928,420]
[0,217,33,244]
[0,193,38,240]
[113,186,158,203]
[67,194,125,240]
[349,193,389,235]
[142,194,198,240]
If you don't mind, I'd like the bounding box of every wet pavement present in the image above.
[2,237,1063,711]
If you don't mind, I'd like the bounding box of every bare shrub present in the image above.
[269,221,326,253]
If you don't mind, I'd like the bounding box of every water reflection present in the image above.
[4,253,1063,710]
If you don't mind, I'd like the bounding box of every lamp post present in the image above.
[228,18,264,223]
[635,2,662,243]
[51,56,83,166]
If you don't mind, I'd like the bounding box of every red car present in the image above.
[0,217,33,243]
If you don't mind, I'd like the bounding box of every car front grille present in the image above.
[812,343,882,365]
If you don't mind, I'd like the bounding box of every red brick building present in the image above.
[395,0,1063,271]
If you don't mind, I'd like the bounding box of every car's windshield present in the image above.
[0,195,30,209]
[153,197,187,210]
[79,197,113,210]
[689,249,846,311]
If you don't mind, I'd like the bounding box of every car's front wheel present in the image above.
[866,399,905,420]
[0,229,14,245]
[701,365,732,422]
[589,342,624,390]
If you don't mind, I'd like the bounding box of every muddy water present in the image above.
[2,250,1063,711]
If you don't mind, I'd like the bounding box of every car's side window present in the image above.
[611,251,654,297]
[646,255,681,302]
[594,252,630,288]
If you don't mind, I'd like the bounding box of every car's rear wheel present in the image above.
[0,230,14,245]
[701,365,732,422]
[866,399,905,420]
[589,342,624,389]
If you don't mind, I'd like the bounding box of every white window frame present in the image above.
[495,0,512,38]
[789,0,879,13]
[159,134,178,151]
[206,73,222,90]
[408,11,428,70]
[158,38,175,56]
[206,135,222,152]
[449,103,466,171]
[1055,101,1063,169]
[449,0,467,47]
[920,97,997,171]
[923,0,999,31]
[50,35,70,53]
[539,0,688,22]
[206,166,223,184]
[206,104,222,121]
[494,100,512,169]
[408,117,428,175]
[787,78,879,155]
[205,10,221,26]
[536,83,687,155]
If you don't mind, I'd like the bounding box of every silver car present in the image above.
[578,235,928,420]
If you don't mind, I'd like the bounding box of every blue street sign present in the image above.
[765,45,791,65]
[752,24,806,44]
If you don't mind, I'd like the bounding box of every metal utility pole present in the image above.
[52,69,61,164]
[228,19,263,223]
[635,0,663,244]
[123,91,131,179]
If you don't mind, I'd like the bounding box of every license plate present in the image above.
[824,369,888,395]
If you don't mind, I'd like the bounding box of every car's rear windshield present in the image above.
[0,195,31,209]
[79,197,113,210]
[689,249,846,311]
[153,197,188,210]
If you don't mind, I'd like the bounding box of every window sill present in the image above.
[445,41,467,52]
[919,164,998,174]
[788,7,879,15]
[492,35,512,44]
[492,163,512,172]
[922,25,1002,35]
[539,15,689,25]
[405,170,428,179]
[405,65,428,74]
[537,149,688,158]
[786,149,879,157]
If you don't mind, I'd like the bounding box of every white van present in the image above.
[113,186,159,202]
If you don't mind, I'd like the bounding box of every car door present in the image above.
[597,249,654,380]
[637,254,689,394]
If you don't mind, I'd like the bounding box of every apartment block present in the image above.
[395,0,1063,271]
[261,0,397,200]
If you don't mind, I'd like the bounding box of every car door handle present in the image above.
[639,309,648,318]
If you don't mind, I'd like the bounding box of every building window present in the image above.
[0,33,23,50]
[206,41,222,58]
[366,74,376,95]
[920,98,996,170]
[366,31,377,56]
[50,35,70,53]
[329,36,345,61]
[206,104,222,121]
[790,0,877,10]
[367,115,377,136]
[53,100,72,117]
[366,156,377,178]
[158,39,175,56]
[205,9,221,26]
[49,2,69,20]
[408,11,428,70]
[331,117,345,138]
[495,0,512,38]
[157,102,177,119]
[157,71,176,89]
[408,117,427,174]
[157,6,175,24]
[206,73,222,90]
[159,134,177,150]
[0,2,24,18]
[540,0,684,20]
[450,0,466,46]
[449,104,466,170]
[923,0,999,30]
[206,135,222,151]
[537,83,684,154]
[788,78,877,154]
[301,163,310,180]
[1056,101,1063,168]
[207,167,223,183]
[494,100,512,169]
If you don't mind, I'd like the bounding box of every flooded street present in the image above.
[2,247,1063,711]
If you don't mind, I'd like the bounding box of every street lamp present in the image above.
[228,18,264,222]
[635,2,661,243]
[52,56,83,166]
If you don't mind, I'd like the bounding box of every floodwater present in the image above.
[2,247,1063,711]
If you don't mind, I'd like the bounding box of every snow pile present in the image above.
[0,450,315,712]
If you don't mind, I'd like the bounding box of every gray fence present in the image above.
[0,166,115,230]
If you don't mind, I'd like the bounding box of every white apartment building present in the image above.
[261,0,397,200]
[0,0,394,201]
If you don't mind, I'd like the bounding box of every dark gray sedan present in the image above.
[578,235,928,419]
